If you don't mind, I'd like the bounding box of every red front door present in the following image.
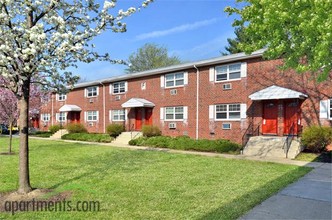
[262,100,278,135]
[135,108,143,130]
[284,100,300,135]
[145,108,153,126]
[68,112,80,123]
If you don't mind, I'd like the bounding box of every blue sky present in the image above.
[74,0,240,81]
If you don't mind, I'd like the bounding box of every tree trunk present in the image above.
[9,120,12,154]
[18,79,32,194]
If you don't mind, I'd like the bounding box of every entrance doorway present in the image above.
[135,108,153,130]
[67,112,80,123]
[135,108,143,130]
[145,108,153,126]
[284,99,300,135]
[262,100,278,135]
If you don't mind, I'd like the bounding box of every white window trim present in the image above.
[56,112,67,122]
[111,109,126,122]
[56,94,67,101]
[111,81,127,94]
[320,99,330,119]
[164,106,185,121]
[165,72,186,88]
[141,82,146,90]
[85,86,99,98]
[86,111,99,122]
[214,62,246,83]
[41,113,51,122]
[214,104,242,121]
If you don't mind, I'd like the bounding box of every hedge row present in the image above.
[129,136,241,154]
[30,131,53,138]
[62,133,113,143]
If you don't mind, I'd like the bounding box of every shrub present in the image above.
[142,125,161,137]
[128,138,138,146]
[106,124,125,138]
[129,135,241,154]
[31,131,53,138]
[301,126,332,152]
[49,125,61,134]
[62,133,113,143]
[66,123,88,134]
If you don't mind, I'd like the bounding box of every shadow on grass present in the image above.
[295,150,332,163]
[198,165,312,220]
[0,152,16,155]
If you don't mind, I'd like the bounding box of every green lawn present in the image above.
[0,137,311,219]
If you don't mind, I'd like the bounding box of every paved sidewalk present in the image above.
[240,163,332,220]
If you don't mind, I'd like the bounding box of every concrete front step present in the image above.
[112,131,142,145]
[50,129,68,139]
[243,136,302,159]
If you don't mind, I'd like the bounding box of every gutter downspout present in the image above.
[194,65,199,140]
[99,82,106,133]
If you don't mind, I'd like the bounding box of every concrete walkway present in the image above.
[240,162,332,220]
[32,137,332,219]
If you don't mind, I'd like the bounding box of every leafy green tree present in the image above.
[225,0,332,81]
[126,43,181,73]
[222,26,249,55]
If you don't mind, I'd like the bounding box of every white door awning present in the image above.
[59,104,82,112]
[121,98,155,108]
[249,85,308,101]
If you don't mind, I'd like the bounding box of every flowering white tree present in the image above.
[0,0,153,194]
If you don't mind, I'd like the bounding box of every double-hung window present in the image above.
[57,112,66,122]
[86,86,98,97]
[112,110,125,121]
[41,113,50,122]
[216,104,241,120]
[215,63,241,81]
[57,94,66,101]
[165,106,184,120]
[87,111,98,121]
[165,72,184,88]
[113,82,126,94]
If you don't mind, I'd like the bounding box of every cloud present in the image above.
[170,33,234,60]
[136,18,218,40]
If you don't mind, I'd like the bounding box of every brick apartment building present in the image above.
[38,50,332,144]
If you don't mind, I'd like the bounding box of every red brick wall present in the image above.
[39,57,332,144]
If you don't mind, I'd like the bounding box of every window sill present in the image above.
[164,85,185,89]
[215,119,242,121]
[111,92,126,95]
[214,78,242,83]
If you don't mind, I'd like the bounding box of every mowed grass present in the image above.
[0,137,311,219]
